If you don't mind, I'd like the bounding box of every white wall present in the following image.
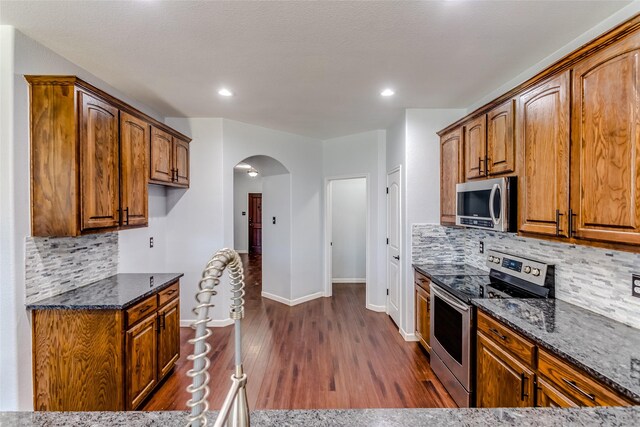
[233,171,263,253]
[323,130,386,310]
[0,27,165,410]
[222,119,324,301]
[262,173,292,300]
[331,178,366,281]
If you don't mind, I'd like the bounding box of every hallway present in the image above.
[143,254,455,410]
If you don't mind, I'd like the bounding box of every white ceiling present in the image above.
[0,0,631,139]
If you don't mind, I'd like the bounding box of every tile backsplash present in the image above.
[412,224,640,329]
[25,233,118,304]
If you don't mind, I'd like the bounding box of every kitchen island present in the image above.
[1,407,639,426]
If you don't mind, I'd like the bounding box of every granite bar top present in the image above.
[473,298,640,404]
[413,263,488,278]
[25,273,184,310]
[1,407,639,426]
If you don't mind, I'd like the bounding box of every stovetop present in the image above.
[430,274,549,304]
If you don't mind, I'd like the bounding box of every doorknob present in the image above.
[393,255,400,260]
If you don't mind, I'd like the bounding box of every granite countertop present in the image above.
[413,263,488,278]
[1,407,639,426]
[473,298,640,404]
[25,273,184,310]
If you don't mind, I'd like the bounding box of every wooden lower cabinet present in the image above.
[415,283,431,353]
[536,377,579,408]
[477,331,535,408]
[126,313,158,410]
[476,310,633,408]
[32,281,181,411]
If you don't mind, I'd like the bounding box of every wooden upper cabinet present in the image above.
[174,137,190,186]
[440,127,463,225]
[517,72,570,238]
[570,32,640,245]
[150,127,190,188]
[120,112,149,228]
[486,100,516,176]
[150,126,174,184]
[79,92,120,231]
[464,116,487,180]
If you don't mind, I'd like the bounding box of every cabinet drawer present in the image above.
[158,282,179,307]
[477,311,535,367]
[126,295,157,328]
[414,271,431,292]
[538,349,632,407]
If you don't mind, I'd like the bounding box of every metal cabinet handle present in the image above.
[568,208,577,238]
[555,209,564,236]
[561,377,596,401]
[124,207,129,225]
[477,157,484,175]
[165,289,176,296]
[485,155,490,176]
[489,327,507,340]
[520,373,530,401]
[175,168,179,181]
[393,255,400,260]
[139,304,152,314]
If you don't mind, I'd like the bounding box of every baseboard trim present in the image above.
[261,291,325,306]
[180,318,234,328]
[332,278,366,283]
[399,328,419,342]
[366,303,386,312]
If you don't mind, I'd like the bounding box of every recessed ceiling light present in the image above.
[380,88,395,97]
[235,163,252,170]
[218,88,234,97]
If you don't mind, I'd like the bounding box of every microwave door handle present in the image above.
[489,183,500,225]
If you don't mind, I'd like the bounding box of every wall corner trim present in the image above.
[261,291,325,306]
[399,328,419,342]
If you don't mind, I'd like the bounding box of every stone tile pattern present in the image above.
[1,407,639,427]
[25,233,118,304]
[411,224,465,265]
[412,224,640,329]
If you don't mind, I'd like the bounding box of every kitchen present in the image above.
[2,1,640,426]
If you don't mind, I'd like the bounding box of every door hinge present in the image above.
[386,289,389,296]
[386,187,389,194]
[386,238,389,244]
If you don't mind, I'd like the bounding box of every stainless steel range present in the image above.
[429,250,555,407]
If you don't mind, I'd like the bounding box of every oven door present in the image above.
[430,283,473,391]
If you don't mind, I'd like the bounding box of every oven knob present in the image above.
[524,266,531,274]
[488,256,494,262]
[532,268,541,276]
[493,257,501,264]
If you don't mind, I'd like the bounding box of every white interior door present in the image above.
[386,168,401,325]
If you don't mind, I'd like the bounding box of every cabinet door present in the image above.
[570,33,640,244]
[150,126,174,183]
[126,313,157,410]
[487,100,516,176]
[537,377,579,408]
[157,298,180,380]
[79,92,120,231]
[477,331,535,408]
[120,112,149,227]
[517,72,570,237]
[414,284,430,352]
[173,137,190,187]
[440,127,463,225]
[464,115,487,180]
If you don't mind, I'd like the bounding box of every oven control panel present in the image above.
[486,249,552,288]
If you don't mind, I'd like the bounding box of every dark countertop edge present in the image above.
[472,301,640,405]
[26,273,184,310]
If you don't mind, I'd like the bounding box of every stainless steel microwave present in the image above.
[455,177,517,232]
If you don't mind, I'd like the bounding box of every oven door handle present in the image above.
[488,183,500,226]
[430,284,470,312]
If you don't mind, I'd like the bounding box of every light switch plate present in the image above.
[150,237,154,248]
[633,274,640,298]
[479,241,484,254]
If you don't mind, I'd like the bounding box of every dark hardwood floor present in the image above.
[143,253,456,410]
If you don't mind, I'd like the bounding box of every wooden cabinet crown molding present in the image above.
[437,13,640,137]
[24,75,192,144]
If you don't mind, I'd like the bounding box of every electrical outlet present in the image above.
[149,276,154,287]
[633,274,640,298]
[150,237,154,248]
[272,216,276,224]
[479,241,484,254]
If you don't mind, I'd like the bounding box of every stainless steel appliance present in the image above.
[456,177,517,232]
[429,250,554,407]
